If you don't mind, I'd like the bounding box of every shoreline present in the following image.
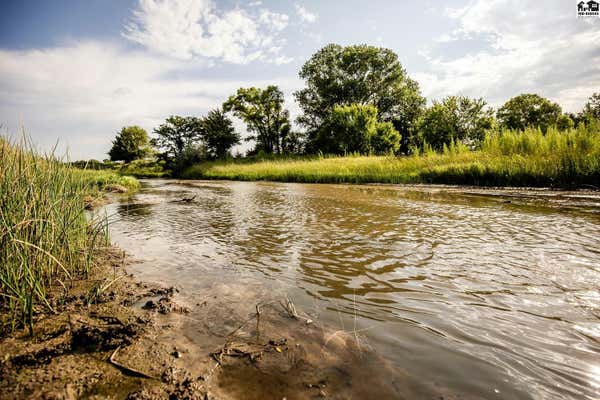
[1,245,455,400]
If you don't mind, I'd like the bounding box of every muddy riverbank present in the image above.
[0,246,458,399]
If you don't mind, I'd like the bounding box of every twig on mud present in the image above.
[255,303,261,343]
[109,346,156,379]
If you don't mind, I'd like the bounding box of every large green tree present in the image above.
[200,109,240,159]
[316,104,401,155]
[152,115,202,160]
[108,126,151,162]
[223,86,291,154]
[294,44,424,152]
[418,96,495,151]
[497,94,561,132]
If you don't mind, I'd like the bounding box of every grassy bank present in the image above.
[183,126,600,188]
[0,138,138,334]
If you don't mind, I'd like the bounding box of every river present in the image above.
[105,180,600,399]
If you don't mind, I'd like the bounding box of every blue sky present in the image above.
[1,0,598,159]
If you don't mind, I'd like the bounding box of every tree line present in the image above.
[108,43,600,174]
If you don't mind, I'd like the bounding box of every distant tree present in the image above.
[223,86,290,154]
[281,131,305,154]
[294,44,425,152]
[372,122,402,154]
[556,114,575,131]
[152,116,204,174]
[200,109,240,159]
[418,96,495,151]
[316,104,401,154]
[108,126,151,162]
[152,116,202,160]
[579,92,600,123]
[497,94,561,132]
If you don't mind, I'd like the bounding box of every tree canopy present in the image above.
[152,115,202,160]
[316,104,401,155]
[580,92,600,122]
[418,96,495,151]
[497,94,561,132]
[108,126,151,162]
[294,44,424,151]
[200,109,240,159]
[223,86,291,154]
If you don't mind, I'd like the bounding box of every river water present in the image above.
[106,180,600,399]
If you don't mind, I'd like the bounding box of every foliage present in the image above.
[223,86,291,154]
[117,159,168,178]
[152,116,202,160]
[556,114,575,131]
[294,44,424,151]
[418,96,495,151]
[372,122,402,154]
[497,93,561,132]
[315,104,401,154]
[108,126,151,163]
[71,159,113,170]
[0,137,138,334]
[183,125,600,188]
[152,115,204,174]
[200,109,240,159]
[579,92,600,124]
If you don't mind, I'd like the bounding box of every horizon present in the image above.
[1,0,598,160]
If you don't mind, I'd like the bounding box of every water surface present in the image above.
[106,180,600,399]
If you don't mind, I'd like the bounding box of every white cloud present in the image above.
[123,0,290,64]
[419,0,600,112]
[294,3,318,24]
[0,41,302,159]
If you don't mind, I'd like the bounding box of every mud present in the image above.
[0,249,462,400]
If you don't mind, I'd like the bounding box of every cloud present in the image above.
[123,0,290,64]
[0,41,301,159]
[418,0,600,111]
[294,3,318,24]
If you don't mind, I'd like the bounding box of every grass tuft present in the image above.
[0,136,138,335]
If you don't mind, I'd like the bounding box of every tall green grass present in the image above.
[183,125,600,188]
[0,138,137,335]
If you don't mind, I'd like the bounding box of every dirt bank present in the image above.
[1,248,463,400]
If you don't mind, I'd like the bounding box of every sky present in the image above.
[0,0,599,160]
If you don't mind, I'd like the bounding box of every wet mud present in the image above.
[0,248,464,399]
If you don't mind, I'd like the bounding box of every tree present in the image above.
[152,116,202,160]
[294,44,425,152]
[108,126,151,162]
[418,96,495,151]
[152,115,204,174]
[556,114,574,131]
[200,109,240,159]
[497,94,561,132]
[579,92,600,123]
[223,86,291,154]
[316,104,401,154]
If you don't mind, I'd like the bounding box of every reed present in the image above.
[0,137,137,334]
[183,125,600,188]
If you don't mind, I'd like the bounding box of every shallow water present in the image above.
[106,180,600,399]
